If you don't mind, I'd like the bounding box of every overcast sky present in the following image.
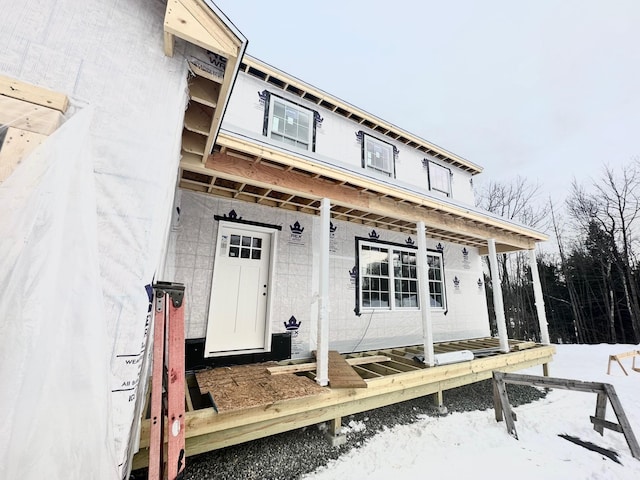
[215,0,640,206]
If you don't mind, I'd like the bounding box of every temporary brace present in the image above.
[148,282,186,480]
[492,371,640,461]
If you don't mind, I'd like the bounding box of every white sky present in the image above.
[215,0,640,205]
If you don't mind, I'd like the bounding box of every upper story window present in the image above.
[360,132,395,178]
[262,92,316,151]
[426,160,452,197]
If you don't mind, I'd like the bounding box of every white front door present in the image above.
[204,222,275,357]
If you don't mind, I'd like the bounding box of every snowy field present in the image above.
[303,345,640,480]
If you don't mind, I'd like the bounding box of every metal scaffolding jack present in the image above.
[148,282,186,480]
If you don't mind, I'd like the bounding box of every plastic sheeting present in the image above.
[0,107,119,479]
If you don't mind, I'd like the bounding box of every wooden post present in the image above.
[316,198,330,386]
[328,417,342,437]
[593,392,608,436]
[492,372,518,439]
[603,384,640,459]
[529,249,550,345]
[416,221,435,366]
[487,239,510,353]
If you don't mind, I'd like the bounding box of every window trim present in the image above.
[262,91,317,151]
[361,133,396,178]
[426,249,447,311]
[426,160,452,197]
[355,237,420,314]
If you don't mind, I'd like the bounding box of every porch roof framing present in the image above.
[179,132,548,254]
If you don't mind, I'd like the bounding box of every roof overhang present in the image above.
[164,0,248,155]
[179,133,547,254]
[239,56,483,176]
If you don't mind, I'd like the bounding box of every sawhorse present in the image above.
[148,282,186,480]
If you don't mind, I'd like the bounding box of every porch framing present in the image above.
[132,340,555,469]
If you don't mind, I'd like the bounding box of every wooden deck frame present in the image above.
[132,340,554,469]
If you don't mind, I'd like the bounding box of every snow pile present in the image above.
[342,420,367,436]
[304,344,640,480]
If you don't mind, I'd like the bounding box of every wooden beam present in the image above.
[214,134,545,244]
[200,151,537,250]
[0,127,47,182]
[164,0,239,58]
[0,75,68,113]
[0,95,64,135]
[267,355,392,375]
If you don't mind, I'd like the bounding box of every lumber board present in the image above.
[590,416,623,434]
[326,351,367,388]
[603,383,640,459]
[512,341,538,351]
[267,355,391,375]
[189,75,219,108]
[164,0,237,57]
[0,127,47,182]
[494,372,606,394]
[0,75,68,113]
[0,95,64,135]
[184,103,213,135]
[182,130,206,156]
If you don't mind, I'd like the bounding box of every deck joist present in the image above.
[132,338,555,469]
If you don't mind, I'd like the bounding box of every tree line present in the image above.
[476,160,640,345]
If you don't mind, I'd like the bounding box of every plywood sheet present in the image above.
[195,363,326,412]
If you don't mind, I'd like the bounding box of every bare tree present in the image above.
[475,176,549,341]
[566,161,640,342]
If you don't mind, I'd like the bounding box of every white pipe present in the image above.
[416,221,435,366]
[529,249,550,344]
[316,198,330,386]
[487,238,510,353]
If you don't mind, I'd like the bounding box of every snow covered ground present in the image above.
[303,344,640,480]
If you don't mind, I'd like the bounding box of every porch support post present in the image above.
[316,197,330,386]
[487,238,510,353]
[529,249,550,345]
[416,221,435,366]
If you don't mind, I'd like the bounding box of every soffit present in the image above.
[179,134,547,254]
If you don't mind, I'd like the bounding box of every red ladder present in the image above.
[148,282,186,480]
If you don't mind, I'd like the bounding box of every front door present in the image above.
[204,222,274,357]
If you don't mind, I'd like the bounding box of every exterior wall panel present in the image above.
[171,190,490,357]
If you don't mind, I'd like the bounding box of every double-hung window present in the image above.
[427,160,451,197]
[358,240,418,310]
[427,251,446,309]
[265,94,313,150]
[363,134,394,177]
